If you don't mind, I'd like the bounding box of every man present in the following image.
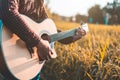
[0,0,86,80]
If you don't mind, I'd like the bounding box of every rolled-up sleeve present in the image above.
[1,0,40,47]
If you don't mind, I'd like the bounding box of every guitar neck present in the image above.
[50,28,77,42]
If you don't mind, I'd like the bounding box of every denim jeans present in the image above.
[32,72,41,80]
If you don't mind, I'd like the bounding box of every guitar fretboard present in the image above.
[50,28,77,42]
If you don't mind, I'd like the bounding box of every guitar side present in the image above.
[0,23,19,80]
[0,16,57,80]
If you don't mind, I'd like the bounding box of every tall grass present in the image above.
[40,22,120,80]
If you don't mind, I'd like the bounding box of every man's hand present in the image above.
[73,28,86,41]
[73,23,88,41]
[36,39,54,61]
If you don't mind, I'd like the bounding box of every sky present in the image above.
[45,0,114,17]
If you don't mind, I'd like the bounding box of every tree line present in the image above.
[46,0,120,25]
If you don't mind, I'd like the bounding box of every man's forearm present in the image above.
[1,0,40,47]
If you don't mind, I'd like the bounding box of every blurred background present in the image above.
[45,0,120,25]
[40,0,120,80]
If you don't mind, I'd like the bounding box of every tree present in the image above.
[88,5,104,24]
[75,14,88,23]
[103,0,120,24]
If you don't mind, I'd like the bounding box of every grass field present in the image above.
[40,21,120,80]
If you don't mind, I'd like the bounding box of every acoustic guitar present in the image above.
[0,15,88,80]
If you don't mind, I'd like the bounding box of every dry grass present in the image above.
[40,22,120,80]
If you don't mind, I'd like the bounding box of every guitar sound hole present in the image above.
[41,34,50,42]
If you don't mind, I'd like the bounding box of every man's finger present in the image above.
[81,30,86,36]
[48,49,54,59]
[26,45,34,58]
[37,51,44,61]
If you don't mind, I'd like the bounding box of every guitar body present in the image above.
[0,15,57,80]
